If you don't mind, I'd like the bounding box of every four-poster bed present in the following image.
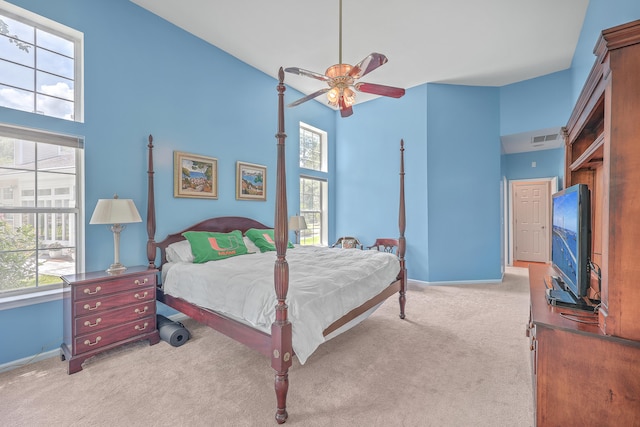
[146,68,407,423]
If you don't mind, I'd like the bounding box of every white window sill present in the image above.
[0,287,68,311]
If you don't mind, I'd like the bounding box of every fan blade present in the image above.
[284,67,330,82]
[339,96,353,118]
[287,88,330,107]
[354,82,405,98]
[348,53,388,79]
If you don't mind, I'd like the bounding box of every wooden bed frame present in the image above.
[145,68,407,424]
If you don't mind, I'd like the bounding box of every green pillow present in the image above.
[182,230,248,263]
[245,228,294,252]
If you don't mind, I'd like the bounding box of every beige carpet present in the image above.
[0,267,534,426]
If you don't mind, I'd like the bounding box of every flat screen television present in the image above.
[551,183,591,300]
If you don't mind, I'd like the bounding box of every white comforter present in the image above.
[161,246,400,364]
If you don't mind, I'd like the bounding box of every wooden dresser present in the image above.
[527,264,640,425]
[528,19,640,425]
[61,266,160,374]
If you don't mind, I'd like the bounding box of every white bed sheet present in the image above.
[161,246,401,364]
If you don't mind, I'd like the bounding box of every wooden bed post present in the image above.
[144,75,406,424]
[147,134,157,268]
[397,139,407,319]
[272,67,293,424]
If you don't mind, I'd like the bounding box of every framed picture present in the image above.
[174,151,218,199]
[236,161,267,201]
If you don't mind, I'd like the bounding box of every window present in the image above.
[0,124,84,296]
[298,122,328,245]
[0,3,83,122]
[299,123,327,172]
[299,176,327,245]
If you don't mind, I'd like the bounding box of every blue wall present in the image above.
[570,0,640,103]
[503,148,565,184]
[335,82,502,283]
[0,300,62,364]
[2,0,640,368]
[335,84,428,280]
[0,0,335,367]
[499,70,573,136]
[426,84,501,282]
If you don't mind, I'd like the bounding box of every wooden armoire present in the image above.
[527,19,640,425]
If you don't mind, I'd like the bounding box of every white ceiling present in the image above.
[130,0,589,152]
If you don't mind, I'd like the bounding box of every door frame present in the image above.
[507,177,558,266]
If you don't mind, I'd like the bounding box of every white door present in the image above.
[514,182,550,263]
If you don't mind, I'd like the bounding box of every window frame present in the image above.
[0,123,85,301]
[299,122,327,172]
[0,2,84,122]
[298,122,329,246]
[299,175,328,246]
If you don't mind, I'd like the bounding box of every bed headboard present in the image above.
[148,210,269,267]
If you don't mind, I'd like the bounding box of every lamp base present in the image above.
[106,263,127,274]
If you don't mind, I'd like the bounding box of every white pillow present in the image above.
[243,236,260,254]
[165,239,194,263]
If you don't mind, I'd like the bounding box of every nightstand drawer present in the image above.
[72,272,156,300]
[61,266,160,373]
[75,301,155,335]
[74,287,155,315]
[74,316,155,354]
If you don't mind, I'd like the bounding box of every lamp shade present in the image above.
[90,196,142,225]
[288,215,307,232]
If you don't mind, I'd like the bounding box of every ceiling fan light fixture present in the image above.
[343,87,355,106]
[284,0,404,116]
[327,87,340,106]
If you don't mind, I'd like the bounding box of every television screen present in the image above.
[551,184,591,299]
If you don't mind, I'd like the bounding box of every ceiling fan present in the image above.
[284,0,405,118]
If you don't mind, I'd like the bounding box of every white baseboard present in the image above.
[410,276,503,286]
[0,348,61,374]
[0,313,190,374]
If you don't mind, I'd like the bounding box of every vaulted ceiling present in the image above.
[131,0,589,152]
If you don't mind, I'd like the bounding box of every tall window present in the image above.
[299,123,328,245]
[0,124,83,295]
[299,123,327,172]
[299,176,327,245]
[0,3,84,122]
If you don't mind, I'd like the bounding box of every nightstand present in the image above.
[60,266,160,374]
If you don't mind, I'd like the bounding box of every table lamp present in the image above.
[90,194,142,273]
[288,215,307,245]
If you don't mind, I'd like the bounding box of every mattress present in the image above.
[161,246,400,364]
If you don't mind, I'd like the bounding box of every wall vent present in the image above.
[532,133,558,143]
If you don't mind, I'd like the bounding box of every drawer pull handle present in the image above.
[84,336,102,346]
[135,306,149,315]
[84,286,102,295]
[135,322,149,331]
[83,302,102,311]
[134,278,149,286]
[134,292,148,300]
[84,318,102,327]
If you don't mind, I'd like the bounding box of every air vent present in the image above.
[532,136,546,143]
[531,133,558,144]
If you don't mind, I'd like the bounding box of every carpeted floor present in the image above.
[0,267,534,426]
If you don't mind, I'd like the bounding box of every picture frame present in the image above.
[174,151,218,199]
[236,161,267,201]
